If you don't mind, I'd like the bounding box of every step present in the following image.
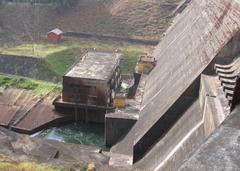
[215,64,233,70]
[216,67,234,74]
[220,78,236,85]
[224,89,234,98]
[223,83,235,91]
[215,58,240,70]
[218,73,237,80]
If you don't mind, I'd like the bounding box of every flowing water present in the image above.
[38,122,105,149]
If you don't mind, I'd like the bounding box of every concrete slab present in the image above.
[0,104,18,127]
[12,97,74,134]
[0,88,74,134]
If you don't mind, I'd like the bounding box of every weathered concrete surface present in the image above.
[199,75,230,113]
[112,0,240,161]
[12,97,74,134]
[199,74,231,137]
[178,105,240,171]
[0,88,74,134]
[132,77,200,163]
[132,72,233,170]
[0,88,39,127]
[134,99,204,171]
[105,112,137,147]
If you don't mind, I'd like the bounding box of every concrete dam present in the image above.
[0,0,239,170]
[107,0,240,170]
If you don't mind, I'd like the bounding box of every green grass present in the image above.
[0,74,61,97]
[0,162,67,171]
[45,47,83,75]
[122,51,144,74]
[0,43,69,58]
[0,39,152,75]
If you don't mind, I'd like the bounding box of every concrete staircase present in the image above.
[215,57,240,105]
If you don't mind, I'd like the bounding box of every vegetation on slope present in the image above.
[0,74,61,96]
[0,39,151,75]
[0,162,67,171]
[0,0,179,42]
[45,47,83,75]
[0,43,70,57]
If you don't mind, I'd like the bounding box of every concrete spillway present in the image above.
[111,0,240,170]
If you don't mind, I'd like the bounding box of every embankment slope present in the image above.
[0,0,182,42]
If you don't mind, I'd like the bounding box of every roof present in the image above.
[48,28,63,35]
[65,51,121,81]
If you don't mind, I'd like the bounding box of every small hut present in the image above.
[47,28,63,43]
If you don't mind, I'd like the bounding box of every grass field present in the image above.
[0,43,69,57]
[0,39,152,75]
[0,74,61,97]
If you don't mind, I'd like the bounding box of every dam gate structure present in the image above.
[54,51,122,123]
[0,0,240,170]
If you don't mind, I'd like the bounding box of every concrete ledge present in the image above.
[105,112,138,147]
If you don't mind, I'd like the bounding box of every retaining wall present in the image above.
[0,54,60,82]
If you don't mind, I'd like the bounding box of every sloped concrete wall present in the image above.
[132,73,231,171]
[111,0,240,167]
[134,99,204,171]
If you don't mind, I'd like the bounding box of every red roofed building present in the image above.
[47,28,63,43]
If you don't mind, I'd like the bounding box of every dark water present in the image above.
[39,122,105,149]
